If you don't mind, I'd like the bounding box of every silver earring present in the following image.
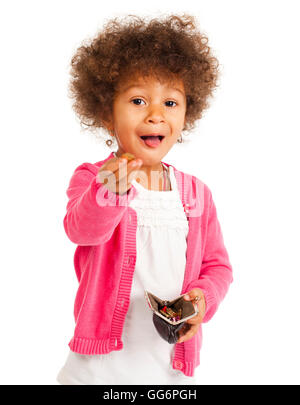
[177,135,183,143]
[106,130,114,147]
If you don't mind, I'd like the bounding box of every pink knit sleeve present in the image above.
[186,190,233,323]
[63,163,137,246]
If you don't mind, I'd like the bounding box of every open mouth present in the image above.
[140,135,165,148]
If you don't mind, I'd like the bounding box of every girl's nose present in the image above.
[146,105,165,124]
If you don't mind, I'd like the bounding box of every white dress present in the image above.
[56,161,197,385]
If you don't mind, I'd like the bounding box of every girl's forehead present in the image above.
[117,73,185,94]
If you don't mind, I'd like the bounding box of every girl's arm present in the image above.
[186,190,233,323]
[63,162,137,246]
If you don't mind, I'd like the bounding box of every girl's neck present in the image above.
[136,165,170,191]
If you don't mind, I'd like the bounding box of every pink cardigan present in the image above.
[64,151,233,377]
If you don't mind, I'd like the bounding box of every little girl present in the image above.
[56,14,233,385]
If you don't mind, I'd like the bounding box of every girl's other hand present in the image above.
[97,155,143,195]
[177,288,206,344]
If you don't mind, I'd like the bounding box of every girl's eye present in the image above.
[131,98,177,107]
[132,98,145,106]
[165,100,177,107]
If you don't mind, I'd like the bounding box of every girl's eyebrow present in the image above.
[122,84,185,96]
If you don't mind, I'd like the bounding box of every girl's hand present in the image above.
[97,155,143,195]
[177,288,206,344]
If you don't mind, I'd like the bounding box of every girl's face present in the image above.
[108,74,187,167]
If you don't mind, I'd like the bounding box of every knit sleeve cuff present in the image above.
[197,287,217,323]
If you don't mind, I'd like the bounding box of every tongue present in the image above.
[144,136,160,147]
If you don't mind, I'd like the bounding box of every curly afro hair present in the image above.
[68,13,220,143]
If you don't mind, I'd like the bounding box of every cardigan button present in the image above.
[174,360,183,370]
[129,213,135,223]
[127,255,134,265]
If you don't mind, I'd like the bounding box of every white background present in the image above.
[1,0,299,385]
